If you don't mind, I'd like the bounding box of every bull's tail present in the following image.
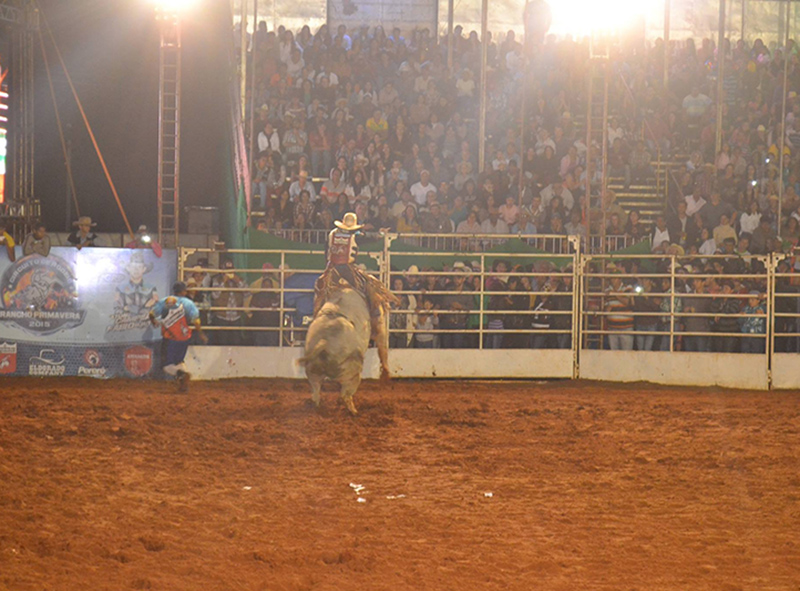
[298,338,328,367]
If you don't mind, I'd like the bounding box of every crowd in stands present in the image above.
[244,21,800,257]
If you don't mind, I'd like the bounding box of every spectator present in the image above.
[421,203,454,233]
[412,297,438,348]
[682,86,712,120]
[480,208,510,235]
[604,269,634,350]
[185,262,211,327]
[246,263,281,347]
[683,274,712,352]
[711,280,740,353]
[633,277,660,351]
[210,259,248,346]
[740,291,766,354]
[397,205,421,233]
[651,215,671,251]
[0,218,16,262]
[389,276,416,348]
[22,222,50,257]
[257,121,281,154]
[68,216,102,249]
[125,225,163,258]
[319,167,347,205]
[410,170,436,207]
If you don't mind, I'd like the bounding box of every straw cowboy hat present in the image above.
[73,216,97,227]
[334,212,363,231]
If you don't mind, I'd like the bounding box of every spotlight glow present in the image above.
[548,0,658,38]
[149,0,196,15]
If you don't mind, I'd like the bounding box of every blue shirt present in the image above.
[152,296,200,341]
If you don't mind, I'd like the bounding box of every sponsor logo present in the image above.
[78,349,107,377]
[124,346,153,377]
[0,255,86,335]
[29,348,66,376]
[0,342,17,374]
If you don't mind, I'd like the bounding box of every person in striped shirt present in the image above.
[604,268,634,350]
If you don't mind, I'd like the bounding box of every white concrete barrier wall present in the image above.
[185,347,574,380]
[579,350,769,390]
[770,354,800,390]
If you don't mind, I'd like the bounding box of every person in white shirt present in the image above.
[685,193,706,218]
[480,209,510,234]
[534,129,556,155]
[738,201,762,236]
[651,215,671,251]
[540,181,574,211]
[498,195,520,226]
[698,228,717,256]
[410,170,436,206]
[456,210,482,234]
[257,122,281,154]
[455,69,475,97]
[607,117,624,146]
[286,48,305,78]
[682,86,712,119]
[288,170,317,202]
[334,25,352,51]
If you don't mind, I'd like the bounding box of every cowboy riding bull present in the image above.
[300,213,398,414]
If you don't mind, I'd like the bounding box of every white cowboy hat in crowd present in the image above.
[73,216,97,227]
[334,212,364,231]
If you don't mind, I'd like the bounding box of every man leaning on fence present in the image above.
[210,259,248,346]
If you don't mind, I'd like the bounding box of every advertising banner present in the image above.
[0,247,176,378]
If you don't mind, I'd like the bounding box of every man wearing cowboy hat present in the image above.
[315,213,398,376]
[67,216,103,249]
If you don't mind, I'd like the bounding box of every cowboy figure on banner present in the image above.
[108,250,159,332]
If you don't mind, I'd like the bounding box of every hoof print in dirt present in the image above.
[139,537,165,552]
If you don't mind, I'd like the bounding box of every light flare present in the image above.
[548,0,659,38]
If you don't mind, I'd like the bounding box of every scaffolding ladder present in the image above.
[157,10,182,248]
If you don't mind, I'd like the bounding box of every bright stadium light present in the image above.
[150,0,196,18]
[548,0,659,38]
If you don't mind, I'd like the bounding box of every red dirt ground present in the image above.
[0,377,799,591]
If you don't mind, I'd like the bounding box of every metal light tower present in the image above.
[2,0,37,235]
[153,0,187,248]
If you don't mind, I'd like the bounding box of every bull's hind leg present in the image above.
[372,312,391,381]
[308,372,324,408]
[340,374,361,415]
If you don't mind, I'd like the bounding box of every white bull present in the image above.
[300,287,388,415]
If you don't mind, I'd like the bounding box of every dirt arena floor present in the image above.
[1,377,799,591]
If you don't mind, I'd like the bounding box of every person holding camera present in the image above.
[125,225,163,257]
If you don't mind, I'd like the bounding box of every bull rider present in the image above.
[315,212,398,378]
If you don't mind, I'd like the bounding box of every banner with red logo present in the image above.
[0,247,176,377]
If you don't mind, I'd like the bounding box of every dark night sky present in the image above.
[31,0,229,234]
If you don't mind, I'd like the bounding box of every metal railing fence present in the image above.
[262,228,637,254]
[580,254,770,354]
[178,238,800,386]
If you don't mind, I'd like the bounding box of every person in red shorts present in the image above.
[149,281,208,391]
